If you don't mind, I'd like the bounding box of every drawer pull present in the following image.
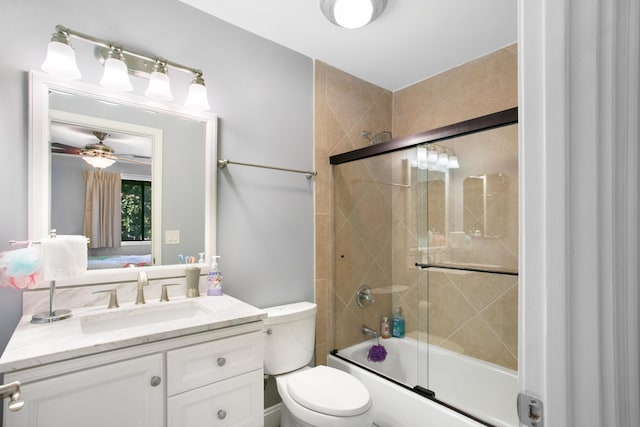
[217,409,227,419]
[217,357,226,367]
[150,376,162,387]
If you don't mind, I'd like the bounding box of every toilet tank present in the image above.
[263,301,317,375]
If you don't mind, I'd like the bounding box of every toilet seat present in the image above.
[286,365,371,416]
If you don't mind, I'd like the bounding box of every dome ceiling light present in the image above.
[320,0,388,29]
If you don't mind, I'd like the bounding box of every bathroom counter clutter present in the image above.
[0,294,266,373]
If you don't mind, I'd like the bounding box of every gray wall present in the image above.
[0,0,314,384]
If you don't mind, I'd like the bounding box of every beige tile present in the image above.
[449,271,518,312]
[445,315,517,370]
[481,284,518,358]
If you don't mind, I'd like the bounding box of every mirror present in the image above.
[29,71,217,286]
[463,173,507,238]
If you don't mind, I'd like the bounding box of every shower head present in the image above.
[362,130,392,145]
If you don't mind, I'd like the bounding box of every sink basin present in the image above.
[80,300,214,334]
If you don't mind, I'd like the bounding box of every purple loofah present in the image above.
[367,344,388,362]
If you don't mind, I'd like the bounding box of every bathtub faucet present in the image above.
[362,325,379,338]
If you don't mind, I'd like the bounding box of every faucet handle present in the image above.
[136,271,149,305]
[93,289,119,309]
[160,284,182,302]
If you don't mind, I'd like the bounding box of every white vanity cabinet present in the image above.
[2,322,264,427]
[4,354,163,427]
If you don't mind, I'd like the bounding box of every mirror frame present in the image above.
[28,71,217,287]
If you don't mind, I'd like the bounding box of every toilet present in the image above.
[263,302,375,427]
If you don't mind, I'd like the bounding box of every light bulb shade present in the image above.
[185,81,210,110]
[437,152,449,167]
[447,155,460,169]
[426,149,438,166]
[100,57,133,92]
[41,41,82,80]
[416,146,428,170]
[145,71,173,101]
[320,0,388,29]
[82,155,116,169]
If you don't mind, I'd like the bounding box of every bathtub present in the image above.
[327,337,518,427]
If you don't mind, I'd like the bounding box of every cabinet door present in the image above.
[168,369,264,427]
[4,354,163,427]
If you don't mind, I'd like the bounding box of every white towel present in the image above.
[40,235,88,281]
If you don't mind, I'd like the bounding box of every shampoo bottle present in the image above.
[391,306,405,338]
[207,256,223,296]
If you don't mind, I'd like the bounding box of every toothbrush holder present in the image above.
[185,266,201,298]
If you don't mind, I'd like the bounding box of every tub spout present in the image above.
[362,325,379,338]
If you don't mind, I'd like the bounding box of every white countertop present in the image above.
[0,295,266,373]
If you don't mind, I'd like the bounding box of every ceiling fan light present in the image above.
[185,73,210,110]
[82,155,116,169]
[100,48,133,92]
[41,35,82,80]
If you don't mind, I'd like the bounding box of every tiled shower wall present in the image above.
[314,44,518,368]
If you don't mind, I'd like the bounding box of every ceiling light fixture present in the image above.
[41,25,210,110]
[320,0,388,29]
[80,141,117,169]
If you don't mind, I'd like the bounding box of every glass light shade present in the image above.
[426,149,438,166]
[82,155,116,169]
[447,155,460,169]
[320,0,387,29]
[41,41,82,80]
[437,152,449,167]
[145,71,173,101]
[416,146,428,170]
[185,82,210,110]
[334,0,373,29]
[100,57,133,92]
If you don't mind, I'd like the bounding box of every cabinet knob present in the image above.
[150,376,162,387]
[217,357,226,367]
[217,409,227,419]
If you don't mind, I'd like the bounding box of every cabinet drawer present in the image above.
[167,331,263,396]
[167,369,264,427]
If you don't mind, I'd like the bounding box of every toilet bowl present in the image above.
[263,302,374,427]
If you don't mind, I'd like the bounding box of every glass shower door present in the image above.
[415,124,520,426]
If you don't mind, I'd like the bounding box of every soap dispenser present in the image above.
[207,256,223,296]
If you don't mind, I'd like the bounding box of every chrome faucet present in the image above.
[135,271,148,305]
[362,325,379,338]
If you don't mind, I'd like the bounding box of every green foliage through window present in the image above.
[121,180,151,241]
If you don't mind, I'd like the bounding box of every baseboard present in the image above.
[264,403,282,427]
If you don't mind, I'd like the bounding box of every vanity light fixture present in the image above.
[447,155,460,169]
[417,146,461,171]
[145,60,173,101]
[320,0,388,29]
[99,46,133,92]
[437,151,449,168]
[41,25,210,110]
[41,29,82,80]
[185,72,211,110]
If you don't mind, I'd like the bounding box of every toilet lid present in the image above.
[286,366,371,417]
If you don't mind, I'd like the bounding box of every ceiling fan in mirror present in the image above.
[51,131,151,169]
